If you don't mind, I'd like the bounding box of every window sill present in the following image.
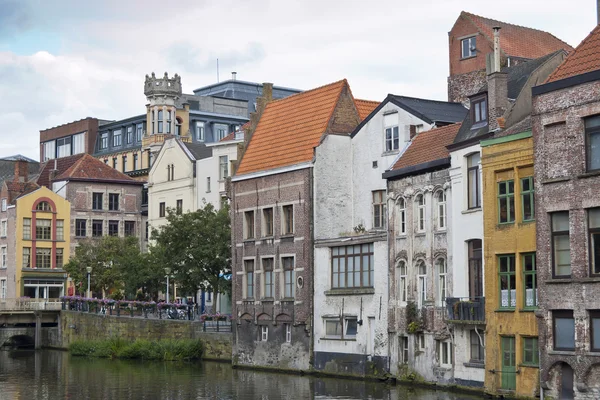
[462,207,481,215]
[495,308,515,312]
[544,278,572,284]
[464,362,485,369]
[280,234,295,238]
[548,350,575,356]
[243,239,256,244]
[321,337,357,341]
[260,298,274,302]
[281,298,295,302]
[578,170,600,179]
[519,308,537,312]
[519,363,539,368]
[325,288,375,296]
[460,55,477,61]
[382,150,400,157]
[541,177,570,185]
[497,222,515,227]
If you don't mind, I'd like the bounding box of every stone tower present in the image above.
[144,72,182,137]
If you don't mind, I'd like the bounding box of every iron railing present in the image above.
[445,297,485,323]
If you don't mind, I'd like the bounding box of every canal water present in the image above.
[0,350,485,399]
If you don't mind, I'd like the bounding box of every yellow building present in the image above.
[481,131,539,398]
[14,186,71,299]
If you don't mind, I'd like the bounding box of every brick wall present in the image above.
[39,118,99,161]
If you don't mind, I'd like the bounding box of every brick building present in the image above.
[532,24,600,400]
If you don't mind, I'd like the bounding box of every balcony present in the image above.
[446,297,485,324]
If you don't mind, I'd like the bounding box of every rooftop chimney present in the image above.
[231,71,237,81]
[13,160,28,183]
[493,26,501,73]
[487,26,508,132]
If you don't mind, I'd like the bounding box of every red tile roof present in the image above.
[4,181,40,204]
[236,79,358,175]
[56,154,139,184]
[37,154,86,188]
[462,11,573,60]
[390,123,462,171]
[355,99,380,120]
[546,25,600,82]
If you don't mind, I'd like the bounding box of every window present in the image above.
[523,253,537,308]
[552,212,571,278]
[36,201,51,211]
[122,155,127,172]
[590,311,600,352]
[437,340,452,367]
[244,211,255,239]
[261,325,268,342]
[100,132,108,149]
[283,257,295,298]
[108,221,119,236]
[0,279,5,299]
[56,136,71,157]
[470,330,485,363]
[436,258,447,306]
[206,177,211,192]
[36,248,51,269]
[285,323,292,343]
[244,260,254,299]
[0,220,6,237]
[522,337,539,366]
[589,208,600,275]
[385,126,400,152]
[471,97,487,125]
[415,194,425,232]
[553,310,575,351]
[157,110,163,133]
[124,221,135,237]
[585,115,600,171]
[219,156,229,180]
[262,208,273,237]
[159,202,166,218]
[468,239,483,298]
[461,36,476,58]
[396,198,406,235]
[196,121,205,141]
[92,220,103,237]
[136,124,143,141]
[215,124,227,141]
[126,126,133,143]
[0,246,6,268]
[498,180,515,224]
[152,111,155,134]
[36,219,51,240]
[23,218,31,240]
[373,190,386,229]
[467,153,481,209]
[56,220,64,241]
[93,193,103,210]
[282,205,294,235]
[521,177,535,221]
[166,111,172,134]
[397,260,407,303]
[325,319,342,339]
[345,317,358,338]
[109,193,119,211]
[436,191,446,229]
[417,334,425,351]
[400,336,409,364]
[324,317,358,339]
[1,198,5,211]
[175,117,182,135]
[72,132,85,155]
[417,260,427,309]
[176,199,183,215]
[22,247,30,268]
[133,153,138,170]
[75,219,87,237]
[112,158,117,169]
[331,244,374,289]
[499,255,516,309]
[56,248,64,268]
[113,130,122,147]
[43,140,56,160]
[262,258,274,298]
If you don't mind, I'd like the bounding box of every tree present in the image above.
[149,202,231,303]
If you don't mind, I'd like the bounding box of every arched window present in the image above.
[436,258,447,306]
[397,260,407,302]
[157,110,164,133]
[36,201,51,212]
[415,194,425,232]
[396,198,406,235]
[175,117,182,136]
[436,190,446,230]
[416,260,427,309]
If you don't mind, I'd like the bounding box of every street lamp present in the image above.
[165,267,171,303]
[86,266,92,298]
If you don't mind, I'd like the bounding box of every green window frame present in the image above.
[498,180,515,224]
[522,253,537,309]
[522,337,539,366]
[499,255,516,310]
[521,177,535,222]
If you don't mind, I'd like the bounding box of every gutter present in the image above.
[382,158,450,180]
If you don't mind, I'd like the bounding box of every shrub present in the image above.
[69,338,204,361]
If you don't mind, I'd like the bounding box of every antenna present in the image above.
[217,58,219,83]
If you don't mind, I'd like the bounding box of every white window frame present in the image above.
[397,260,407,303]
[415,194,426,233]
[461,36,477,59]
[112,129,122,147]
[383,112,400,152]
[285,323,292,343]
[214,123,228,141]
[438,340,453,367]
[0,246,7,268]
[417,334,425,351]
[417,260,427,309]
[281,204,294,235]
[261,257,274,299]
[436,190,446,230]
[219,155,229,180]
[400,336,409,364]
[206,177,211,193]
[344,316,358,339]
[136,123,143,141]
[262,207,274,238]
[196,121,205,142]
[436,258,447,307]
[1,198,6,212]
[0,278,6,299]
[324,318,343,339]
[396,197,406,235]
[281,255,295,299]
[372,190,386,229]
[261,325,268,341]
[0,219,6,237]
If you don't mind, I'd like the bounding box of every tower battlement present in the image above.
[144,72,182,98]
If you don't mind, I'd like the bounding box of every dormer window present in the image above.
[461,36,477,59]
[383,112,400,152]
[471,96,488,126]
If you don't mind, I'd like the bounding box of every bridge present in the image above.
[0,299,62,349]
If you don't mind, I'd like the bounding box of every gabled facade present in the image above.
[532,24,600,400]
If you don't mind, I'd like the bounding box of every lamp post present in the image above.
[165,267,171,303]
[86,266,92,298]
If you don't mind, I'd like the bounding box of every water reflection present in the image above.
[0,350,484,400]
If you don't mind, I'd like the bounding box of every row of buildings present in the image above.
[227,11,600,400]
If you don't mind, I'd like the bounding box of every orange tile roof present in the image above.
[55,154,140,184]
[355,99,380,120]
[220,122,250,142]
[236,79,355,175]
[390,123,461,171]
[462,11,573,60]
[547,25,600,82]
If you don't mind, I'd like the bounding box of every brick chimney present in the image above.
[13,160,28,183]
[486,26,508,132]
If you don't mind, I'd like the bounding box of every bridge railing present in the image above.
[0,298,62,311]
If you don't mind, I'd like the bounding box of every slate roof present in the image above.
[388,123,461,174]
[547,25,600,82]
[460,11,573,60]
[0,158,40,187]
[236,79,355,176]
[390,96,467,124]
[355,99,380,120]
[182,142,212,161]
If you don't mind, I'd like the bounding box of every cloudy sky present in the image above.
[0,0,596,160]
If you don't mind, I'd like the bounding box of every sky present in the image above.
[0,0,596,160]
